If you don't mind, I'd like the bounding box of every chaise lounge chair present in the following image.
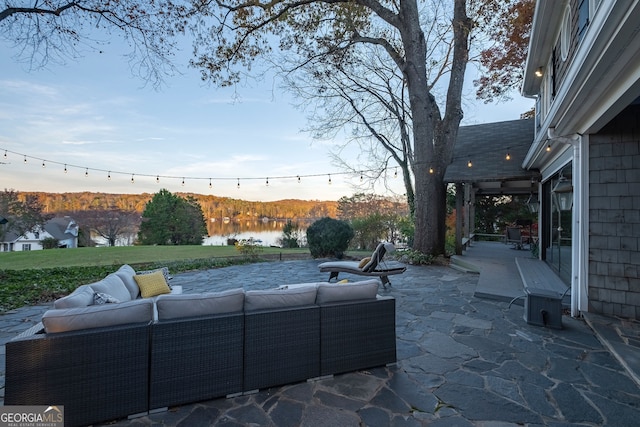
[318,242,406,289]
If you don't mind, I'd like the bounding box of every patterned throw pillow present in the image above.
[134,270,172,298]
[94,292,121,305]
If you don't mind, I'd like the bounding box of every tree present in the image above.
[0,189,51,241]
[73,208,141,246]
[181,0,473,255]
[0,0,185,87]
[474,0,535,103]
[138,189,207,245]
[278,220,302,248]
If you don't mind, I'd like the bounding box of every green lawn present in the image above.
[0,245,312,312]
[0,245,310,270]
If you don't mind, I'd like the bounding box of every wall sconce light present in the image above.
[552,175,573,211]
[526,193,540,213]
[535,67,544,77]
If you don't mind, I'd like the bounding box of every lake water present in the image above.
[93,218,308,247]
[203,218,308,247]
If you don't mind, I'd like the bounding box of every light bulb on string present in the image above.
[209,178,212,189]
[266,177,269,186]
[64,164,67,174]
[182,177,185,186]
[505,152,511,160]
[131,174,135,184]
[3,150,6,159]
[23,155,27,164]
[394,168,398,178]
[237,178,240,189]
[85,168,89,177]
[156,176,160,184]
[429,166,434,174]
[546,144,551,152]
[297,176,301,184]
[42,160,45,168]
[467,160,472,168]
[108,171,111,180]
[360,172,363,182]
[328,174,332,185]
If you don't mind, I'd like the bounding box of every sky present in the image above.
[0,35,534,202]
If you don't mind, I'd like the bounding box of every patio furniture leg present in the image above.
[381,276,391,289]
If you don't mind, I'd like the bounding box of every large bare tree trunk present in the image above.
[405,0,470,255]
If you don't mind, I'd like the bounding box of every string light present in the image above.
[131,174,135,184]
[1,147,419,189]
[266,177,269,186]
[505,152,511,160]
[394,168,398,178]
[429,166,434,174]
[546,144,552,152]
[360,172,363,182]
[467,160,472,168]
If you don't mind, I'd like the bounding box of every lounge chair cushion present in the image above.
[134,270,172,298]
[316,279,380,304]
[90,274,133,303]
[53,285,95,309]
[155,288,245,320]
[245,286,317,311]
[42,299,154,333]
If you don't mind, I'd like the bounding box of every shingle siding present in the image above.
[589,105,640,319]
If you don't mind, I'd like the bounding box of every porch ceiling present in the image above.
[444,119,540,195]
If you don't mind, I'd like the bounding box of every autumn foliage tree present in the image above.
[474,0,535,103]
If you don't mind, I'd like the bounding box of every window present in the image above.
[578,0,589,41]
[22,244,31,251]
[561,5,571,61]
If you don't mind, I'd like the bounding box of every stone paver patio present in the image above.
[2,253,640,426]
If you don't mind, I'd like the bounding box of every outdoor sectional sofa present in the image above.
[5,265,396,427]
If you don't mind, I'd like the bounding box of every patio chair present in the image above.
[318,242,406,288]
[506,227,524,250]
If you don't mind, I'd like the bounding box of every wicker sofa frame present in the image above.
[6,296,396,427]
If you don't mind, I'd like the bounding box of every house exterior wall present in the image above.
[588,105,640,319]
